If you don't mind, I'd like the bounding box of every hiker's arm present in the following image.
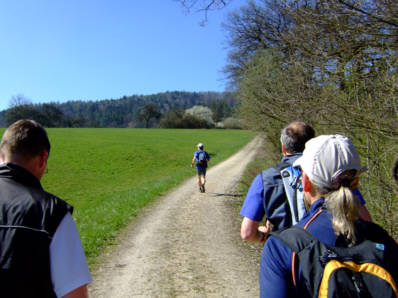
[260,237,292,298]
[359,205,372,222]
[191,156,196,168]
[241,217,270,243]
[62,285,89,298]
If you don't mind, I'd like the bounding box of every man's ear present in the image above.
[281,144,287,156]
[39,151,49,169]
[302,172,312,192]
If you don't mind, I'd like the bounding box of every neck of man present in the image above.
[4,155,44,180]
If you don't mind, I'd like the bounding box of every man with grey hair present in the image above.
[240,121,315,243]
[240,121,371,244]
[0,120,91,298]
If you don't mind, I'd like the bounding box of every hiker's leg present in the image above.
[197,174,202,188]
[201,168,207,192]
[196,168,203,192]
[198,175,205,186]
[197,175,205,192]
[197,168,207,192]
[201,175,206,192]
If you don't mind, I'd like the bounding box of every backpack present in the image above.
[261,162,306,230]
[197,151,207,166]
[280,165,305,225]
[271,224,398,298]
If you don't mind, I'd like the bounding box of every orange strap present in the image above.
[319,261,398,297]
[291,208,324,287]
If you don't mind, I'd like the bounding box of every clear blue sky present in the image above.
[0,0,247,112]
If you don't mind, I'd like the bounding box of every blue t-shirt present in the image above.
[259,199,335,298]
[194,150,210,169]
[240,173,264,221]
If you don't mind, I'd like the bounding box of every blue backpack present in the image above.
[280,165,306,225]
[262,163,306,230]
[197,151,207,166]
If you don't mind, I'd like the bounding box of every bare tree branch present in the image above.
[175,0,232,24]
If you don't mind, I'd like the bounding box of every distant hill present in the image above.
[0,91,238,128]
[0,111,5,127]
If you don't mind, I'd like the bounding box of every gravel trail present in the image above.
[89,137,263,297]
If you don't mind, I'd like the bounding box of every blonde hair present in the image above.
[311,170,360,246]
[324,187,360,245]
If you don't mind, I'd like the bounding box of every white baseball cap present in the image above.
[293,135,362,189]
[197,143,203,148]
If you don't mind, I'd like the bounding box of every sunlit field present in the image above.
[10,128,255,264]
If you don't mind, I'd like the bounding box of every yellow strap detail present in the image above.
[318,260,398,298]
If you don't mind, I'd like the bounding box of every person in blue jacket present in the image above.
[191,143,210,193]
[259,134,375,298]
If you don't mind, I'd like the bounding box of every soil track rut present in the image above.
[89,137,263,297]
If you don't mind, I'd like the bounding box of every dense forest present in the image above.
[0,91,239,129]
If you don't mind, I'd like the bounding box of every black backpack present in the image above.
[271,223,398,298]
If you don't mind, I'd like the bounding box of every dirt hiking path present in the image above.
[89,137,263,297]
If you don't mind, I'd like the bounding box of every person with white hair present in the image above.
[191,143,210,193]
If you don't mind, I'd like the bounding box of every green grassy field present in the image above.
[12,128,255,264]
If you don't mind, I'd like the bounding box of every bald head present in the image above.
[280,121,315,154]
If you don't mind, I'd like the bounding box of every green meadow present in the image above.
[19,128,255,264]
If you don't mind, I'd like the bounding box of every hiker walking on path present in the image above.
[191,143,210,193]
[90,137,263,297]
[260,134,398,298]
[0,120,91,298]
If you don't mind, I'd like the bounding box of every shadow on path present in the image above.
[208,192,244,198]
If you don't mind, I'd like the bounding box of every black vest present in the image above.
[0,163,73,298]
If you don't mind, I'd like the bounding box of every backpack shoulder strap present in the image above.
[274,161,290,172]
[271,226,318,253]
[270,209,324,287]
[280,166,303,225]
[356,220,398,247]
[261,161,289,186]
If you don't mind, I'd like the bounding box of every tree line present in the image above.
[0,91,240,129]
[221,0,397,236]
